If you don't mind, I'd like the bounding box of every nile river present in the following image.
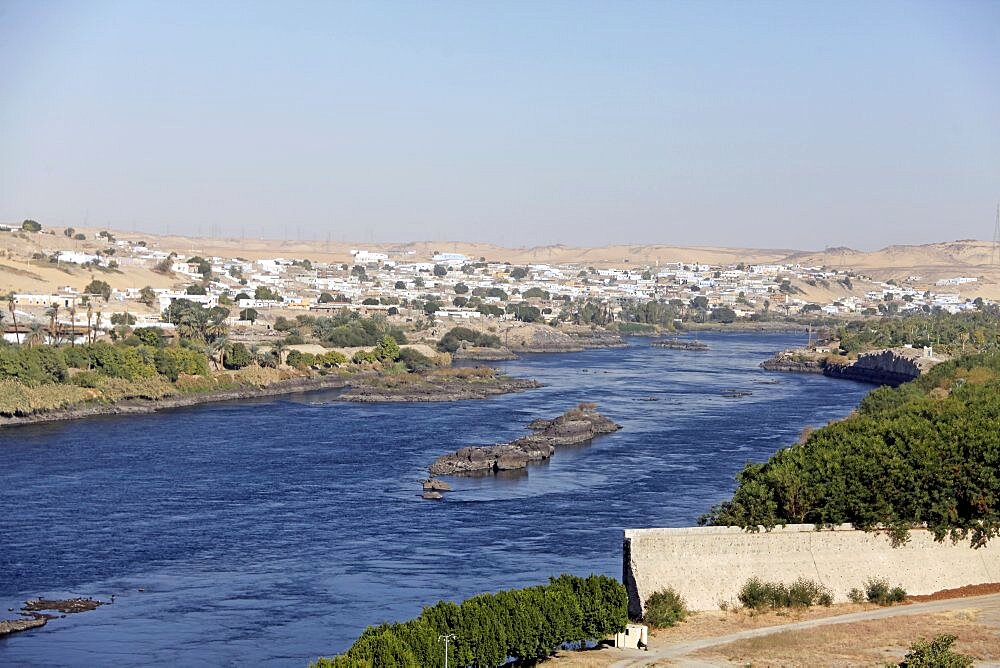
[0,333,872,666]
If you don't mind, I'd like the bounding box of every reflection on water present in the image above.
[0,333,873,666]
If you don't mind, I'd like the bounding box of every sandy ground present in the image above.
[549,588,1000,668]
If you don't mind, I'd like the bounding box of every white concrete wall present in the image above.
[623,525,1000,617]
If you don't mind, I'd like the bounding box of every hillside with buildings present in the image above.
[1,221,998,348]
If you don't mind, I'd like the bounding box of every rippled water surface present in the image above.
[0,333,873,666]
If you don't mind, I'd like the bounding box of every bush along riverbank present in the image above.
[702,350,1000,547]
[311,574,628,668]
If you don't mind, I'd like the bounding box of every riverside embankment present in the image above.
[0,332,873,666]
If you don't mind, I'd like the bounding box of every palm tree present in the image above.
[94,311,103,342]
[69,304,77,347]
[205,338,227,371]
[7,295,18,345]
[271,340,288,367]
[26,322,45,347]
[204,320,229,343]
[46,304,60,345]
[86,302,94,344]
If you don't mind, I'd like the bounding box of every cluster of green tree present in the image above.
[350,335,401,364]
[0,341,210,385]
[254,285,282,301]
[476,304,505,318]
[313,574,627,668]
[521,287,550,300]
[505,302,542,322]
[162,299,230,342]
[286,349,349,369]
[313,313,407,348]
[436,327,502,353]
[471,286,508,301]
[836,310,1000,355]
[84,279,112,301]
[186,256,212,278]
[701,351,1000,547]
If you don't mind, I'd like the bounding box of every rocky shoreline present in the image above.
[761,347,935,386]
[426,403,621,480]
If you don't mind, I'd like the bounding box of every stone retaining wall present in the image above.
[623,524,1000,617]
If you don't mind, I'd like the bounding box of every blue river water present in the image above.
[0,333,873,666]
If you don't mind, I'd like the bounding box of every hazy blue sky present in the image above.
[1,1,998,249]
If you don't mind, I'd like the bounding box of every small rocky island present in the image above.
[425,404,621,491]
[651,338,709,351]
[339,367,541,402]
[1,597,106,637]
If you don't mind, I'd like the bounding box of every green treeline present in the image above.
[701,351,1000,547]
[836,309,1000,355]
[313,574,627,668]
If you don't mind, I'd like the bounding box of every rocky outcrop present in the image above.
[428,404,621,476]
[651,338,709,351]
[824,349,923,386]
[759,353,826,374]
[0,617,47,637]
[1,597,106,638]
[504,324,627,353]
[340,375,540,402]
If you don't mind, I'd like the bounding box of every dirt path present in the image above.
[609,593,1000,667]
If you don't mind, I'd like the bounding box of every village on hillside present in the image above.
[1,221,995,346]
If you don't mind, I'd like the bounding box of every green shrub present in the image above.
[643,587,688,628]
[69,371,102,388]
[847,587,865,604]
[154,346,209,381]
[738,577,831,610]
[865,578,906,606]
[897,633,973,667]
[398,347,434,372]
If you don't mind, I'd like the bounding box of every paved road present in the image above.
[609,593,1000,667]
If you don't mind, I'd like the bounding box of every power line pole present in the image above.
[438,633,456,668]
[992,202,1000,266]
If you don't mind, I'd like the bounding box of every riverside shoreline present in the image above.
[0,369,547,428]
[0,375,354,428]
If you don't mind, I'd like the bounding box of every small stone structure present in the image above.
[613,623,648,650]
[623,524,1000,617]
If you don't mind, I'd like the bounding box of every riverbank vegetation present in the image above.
[312,574,627,668]
[835,309,1000,356]
[702,351,1000,547]
[0,309,457,417]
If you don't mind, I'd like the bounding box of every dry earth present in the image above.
[549,589,1000,668]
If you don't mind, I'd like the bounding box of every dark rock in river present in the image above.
[651,338,709,351]
[428,404,621,476]
[422,478,452,492]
